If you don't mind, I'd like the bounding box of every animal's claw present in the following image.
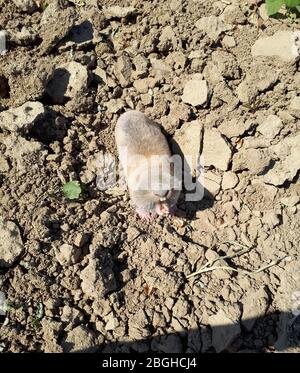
[137,211,152,221]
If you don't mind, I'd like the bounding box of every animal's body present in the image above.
[115,110,181,220]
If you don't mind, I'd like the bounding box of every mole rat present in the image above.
[115,110,181,220]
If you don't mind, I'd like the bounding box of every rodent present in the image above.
[115,110,181,220]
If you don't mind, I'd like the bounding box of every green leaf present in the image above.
[63,181,82,200]
[285,0,300,8]
[296,5,300,11]
[266,0,283,15]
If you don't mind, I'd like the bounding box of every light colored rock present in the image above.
[232,148,271,175]
[1,134,45,173]
[74,233,89,248]
[172,120,203,177]
[133,77,158,93]
[61,305,84,324]
[252,31,300,62]
[114,55,132,87]
[209,307,241,352]
[202,129,232,171]
[143,266,184,296]
[55,243,81,266]
[290,96,300,118]
[203,170,221,197]
[13,0,37,13]
[150,58,172,76]
[262,210,281,228]
[280,195,300,207]
[62,325,98,353]
[195,16,233,41]
[259,3,269,21]
[264,133,300,186]
[242,287,269,331]
[0,155,10,172]
[222,35,236,48]
[211,50,240,79]
[222,171,239,190]
[218,118,254,138]
[103,6,136,19]
[182,75,209,106]
[40,4,77,55]
[222,4,246,24]
[14,26,36,45]
[105,98,124,114]
[46,61,88,104]
[80,254,117,298]
[132,54,149,79]
[236,65,278,103]
[0,219,24,268]
[257,114,283,139]
[0,101,45,133]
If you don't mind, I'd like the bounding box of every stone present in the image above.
[0,101,45,134]
[259,3,269,21]
[262,210,281,229]
[46,61,88,104]
[13,0,37,13]
[195,16,233,41]
[222,171,239,190]
[114,55,132,87]
[55,243,81,266]
[232,148,272,175]
[105,98,124,114]
[222,35,236,48]
[14,26,36,45]
[203,171,222,197]
[202,129,232,171]
[0,155,10,172]
[40,4,77,54]
[0,219,24,268]
[128,309,151,339]
[241,287,269,331]
[252,31,300,62]
[182,75,209,107]
[172,120,203,176]
[211,50,240,79]
[132,54,149,79]
[290,96,300,118]
[158,25,176,51]
[257,115,283,139]
[222,4,246,24]
[263,133,300,186]
[62,325,98,353]
[236,65,278,103]
[150,58,172,77]
[80,254,117,298]
[103,6,136,19]
[74,233,89,248]
[209,307,241,353]
[143,267,184,296]
[280,195,300,207]
[61,305,84,324]
[218,119,255,139]
[1,134,45,172]
[133,77,158,93]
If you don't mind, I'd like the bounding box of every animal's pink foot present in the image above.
[137,211,152,221]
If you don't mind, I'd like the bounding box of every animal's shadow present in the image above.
[159,125,214,218]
